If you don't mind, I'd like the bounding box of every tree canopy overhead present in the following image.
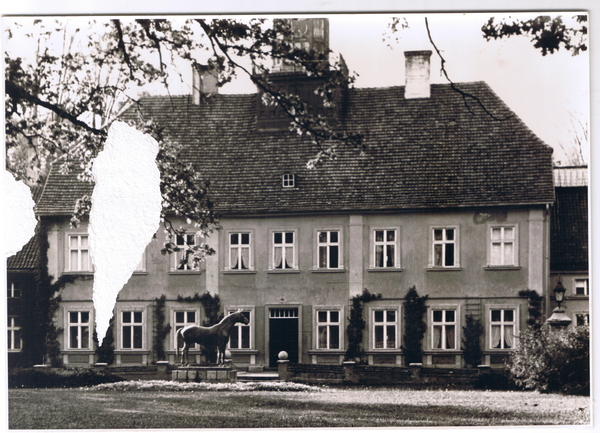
[5,17,360,265]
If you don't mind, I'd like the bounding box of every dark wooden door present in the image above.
[269,309,299,367]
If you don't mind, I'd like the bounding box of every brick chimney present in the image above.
[192,64,218,104]
[404,51,432,99]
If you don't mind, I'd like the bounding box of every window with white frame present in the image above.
[317,230,340,269]
[121,310,144,349]
[8,316,22,352]
[68,311,91,349]
[272,231,295,269]
[372,309,398,349]
[490,226,517,266]
[7,282,20,298]
[316,310,341,350]
[374,229,398,268]
[575,312,589,326]
[431,309,457,350]
[228,310,252,350]
[490,308,517,349]
[68,234,92,272]
[229,232,252,270]
[173,310,198,350]
[282,173,295,188]
[432,227,458,267]
[172,233,201,271]
[574,279,589,296]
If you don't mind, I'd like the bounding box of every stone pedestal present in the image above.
[172,366,237,383]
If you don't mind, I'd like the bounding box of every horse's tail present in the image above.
[175,327,183,358]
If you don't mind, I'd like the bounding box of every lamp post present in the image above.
[547,280,572,328]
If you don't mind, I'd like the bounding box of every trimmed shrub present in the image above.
[462,315,484,367]
[402,286,428,365]
[8,367,123,389]
[510,323,589,395]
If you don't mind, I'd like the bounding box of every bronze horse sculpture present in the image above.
[176,309,249,365]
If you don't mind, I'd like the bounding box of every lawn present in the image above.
[8,381,590,429]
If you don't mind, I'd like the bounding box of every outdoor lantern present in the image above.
[553,280,566,309]
[547,279,572,329]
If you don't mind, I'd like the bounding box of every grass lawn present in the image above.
[8,381,590,429]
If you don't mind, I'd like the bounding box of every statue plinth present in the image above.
[172,365,237,383]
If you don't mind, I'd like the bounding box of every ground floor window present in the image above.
[121,310,144,349]
[372,309,398,349]
[316,310,340,350]
[8,316,21,352]
[431,309,457,350]
[174,310,198,350]
[227,310,252,349]
[575,312,589,326]
[68,311,91,349]
[490,308,516,349]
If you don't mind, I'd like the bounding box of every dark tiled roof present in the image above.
[7,232,40,270]
[36,81,555,216]
[8,185,43,270]
[550,186,589,272]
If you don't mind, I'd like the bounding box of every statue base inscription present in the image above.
[172,366,237,383]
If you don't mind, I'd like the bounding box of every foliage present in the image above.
[510,323,589,395]
[345,288,381,361]
[8,367,122,388]
[153,295,171,361]
[482,15,588,56]
[461,315,484,367]
[402,286,428,365]
[93,317,115,364]
[177,291,223,326]
[88,380,324,392]
[5,18,361,264]
[518,289,543,329]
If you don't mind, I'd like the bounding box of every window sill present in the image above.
[424,350,462,354]
[114,349,150,353]
[168,271,203,275]
[266,269,300,274]
[132,271,148,275]
[367,268,403,272]
[308,350,346,355]
[222,270,257,275]
[311,268,346,273]
[228,349,258,355]
[426,267,462,272]
[483,266,521,271]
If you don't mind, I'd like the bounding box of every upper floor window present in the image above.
[121,310,144,350]
[574,279,589,296]
[431,227,459,268]
[68,234,92,272]
[229,232,252,270]
[282,174,295,188]
[372,308,398,349]
[172,233,202,272]
[316,309,341,350]
[317,230,340,269]
[431,309,457,350]
[7,282,20,298]
[68,311,91,350]
[370,228,400,269]
[271,230,297,270]
[8,316,22,352]
[489,225,518,266]
[489,308,517,350]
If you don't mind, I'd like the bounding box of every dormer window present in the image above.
[282,174,295,188]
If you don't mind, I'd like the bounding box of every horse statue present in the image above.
[176,309,249,365]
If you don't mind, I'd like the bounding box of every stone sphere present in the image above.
[278,351,289,360]
[225,349,232,359]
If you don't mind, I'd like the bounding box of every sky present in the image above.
[1,12,590,164]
